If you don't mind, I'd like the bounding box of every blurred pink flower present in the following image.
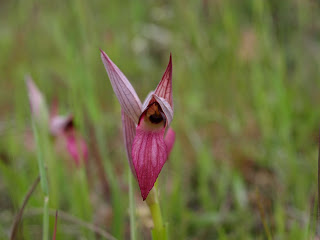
[101,50,175,200]
[65,132,88,166]
[26,76,88,166]
[50,114,88,166]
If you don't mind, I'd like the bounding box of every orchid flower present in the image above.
[100,50,175,200]
[26,76,88,166]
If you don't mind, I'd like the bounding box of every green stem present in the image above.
[32,122,49,195]
[32,121,50,240]
[146,187,167,240]
[43,196,49,240]
[128,169,136,240]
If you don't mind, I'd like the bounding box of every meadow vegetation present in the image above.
[0,0,320,239]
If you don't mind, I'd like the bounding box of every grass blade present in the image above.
[10,175,40,240]
[128,169,136,240]
[32,120,49,240]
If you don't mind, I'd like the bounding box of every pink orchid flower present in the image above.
[100,50,175,200]
[26,76,88,166]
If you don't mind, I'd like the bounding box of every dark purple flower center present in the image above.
[64,119,74,132]
[149,111,163,124]
[146,102,166,125]
[138,102,166,129]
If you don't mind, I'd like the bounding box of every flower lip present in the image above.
[132,119,168,200]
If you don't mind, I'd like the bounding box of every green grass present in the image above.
[1,0,320,239]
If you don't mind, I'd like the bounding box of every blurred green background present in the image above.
[1,0,320,239]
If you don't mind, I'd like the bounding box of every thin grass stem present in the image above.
[128,169,136,240]
[317,129,320,235]
[32,121,50,240]
[43,196,49,240]
[10,175,40,240]
[25,208,117,240]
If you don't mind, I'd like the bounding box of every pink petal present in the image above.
[100,50,142,123]
[165,127,175,155]
[121,109,137,176]
[154,54,173,107]
[141,54,173,126]
[141,95,173,126]
[132,119,168,200]
[25,76,48,122]
[66,134,88,166]
[142,91,154,111]
[153,95,173,126]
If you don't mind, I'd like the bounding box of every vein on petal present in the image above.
[154,54,172,107]
[100,50,142,123]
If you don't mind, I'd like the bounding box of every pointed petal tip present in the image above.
[25,75,49,122]
[140,184,153,201]
[142,192,149,201]
[25,75,36,90]
[100,49,109,62]
[100,49,114,66]
[99,48,105,55]
[167,52,172,67]
[153,53,173,108]
[25,74,32,84]
[166,53,172,72]
[100,49,142,123]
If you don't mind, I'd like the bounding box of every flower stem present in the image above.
[128,169,136,240]
[146,187,167,240]
[43,196,49,240]
[32,121,49,240]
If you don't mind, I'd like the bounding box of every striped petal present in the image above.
[132,115,168,200]
[153,95,173,126]
[141,54,173,126]
[154,54,173,107]
[121,109,137,176]
[100,50,142,123]
[142,91,154,111]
